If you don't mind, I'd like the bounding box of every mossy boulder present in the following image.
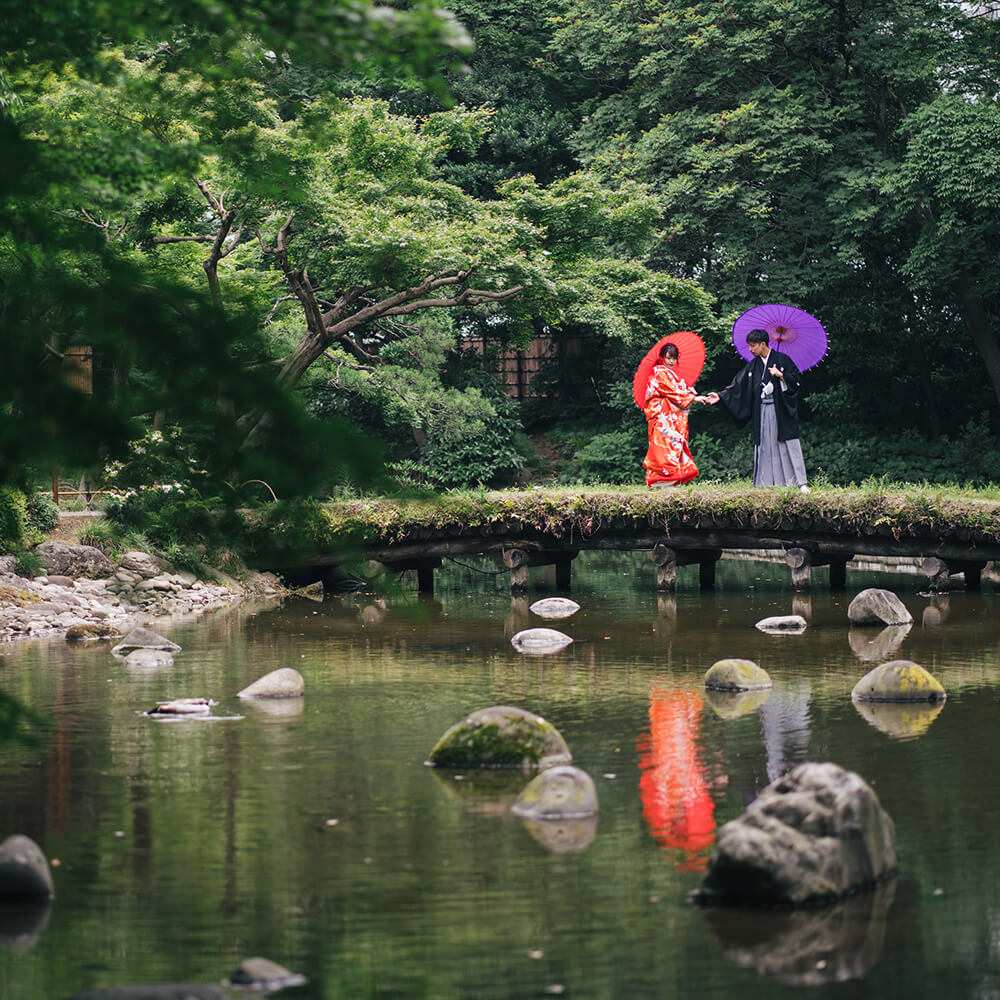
[851,660,946,703]
[705,659,773,692]
[511,765,598,820]
[66,623,124,643]
[426,705,572,770]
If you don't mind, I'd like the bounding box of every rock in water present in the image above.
[529,598,580,620]
[147,698,213,716]
[704,659,772,692]
[694,762,896,907]
[227,957,307,991]
[511,765,598,820]
[125,649,174,669]
[510,628,573,654]
[0,835,54,902]
[237,667,305,699]
[755,615,807,633]
[426,705,572,770]
[112,627,182,655]
[847,589,913,626]
[851,660,946,703]
[66,623,124,643]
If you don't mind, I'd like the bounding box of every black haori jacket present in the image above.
[717,349,801,444]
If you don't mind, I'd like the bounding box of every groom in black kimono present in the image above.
[705,328,810,492]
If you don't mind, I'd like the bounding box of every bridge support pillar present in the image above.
[652,543,677,592]
[921,556,985,593]
[699,553,720,590]
[785,548,853,590]
[652,543,721,592]
[501,548,579,593]
[555,555,573,591]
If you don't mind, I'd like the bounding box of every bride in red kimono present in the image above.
[642,342,705,487]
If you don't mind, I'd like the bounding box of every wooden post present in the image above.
[920,556,951,592]
[651,542,677,593]
[699,553,719,590]
[785,547,812,589]
[555,554,573,591]
[417,565,435,595]
[503,548,529,593]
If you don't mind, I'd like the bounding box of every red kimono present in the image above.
[642,362,699,486]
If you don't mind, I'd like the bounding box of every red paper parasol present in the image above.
[632,330,706,409]
[731,303,828,371]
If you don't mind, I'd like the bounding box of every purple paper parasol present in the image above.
[731,303,828,371]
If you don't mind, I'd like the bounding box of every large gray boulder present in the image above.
[112,627,181,656]
[0,835,54,901]
[237,668,304,699]
[847,589,913,626]
[426,705,572,770]
[695,762,896,907]
[34,541,114,580]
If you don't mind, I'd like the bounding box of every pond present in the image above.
[1,552,999,999]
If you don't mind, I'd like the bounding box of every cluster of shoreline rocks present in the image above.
[0,540,285,643]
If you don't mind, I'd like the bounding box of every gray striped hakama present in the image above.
[754,398,807,487]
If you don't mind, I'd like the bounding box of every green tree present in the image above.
[0,1,473,493]
[547,0,1000,438]
[10,48,714,474]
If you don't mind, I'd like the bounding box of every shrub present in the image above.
[25,492,60,533]
[561,429,645,485]
[419,397,527,488]
[0,487,29,549]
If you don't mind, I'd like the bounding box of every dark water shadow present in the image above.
[0,900,51,951]
[700,880,896,985]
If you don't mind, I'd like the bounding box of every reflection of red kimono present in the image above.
[642,362,699,486]
[637,688,715,871]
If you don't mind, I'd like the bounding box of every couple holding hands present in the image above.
[641,328,810,493]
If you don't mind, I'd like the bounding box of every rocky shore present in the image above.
[0,540,285,643]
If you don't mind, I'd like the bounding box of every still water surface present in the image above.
[1,553,999,999]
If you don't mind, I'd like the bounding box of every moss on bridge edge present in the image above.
[304,483,1000,550]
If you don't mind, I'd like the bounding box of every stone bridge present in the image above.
[297,488,1000,595]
